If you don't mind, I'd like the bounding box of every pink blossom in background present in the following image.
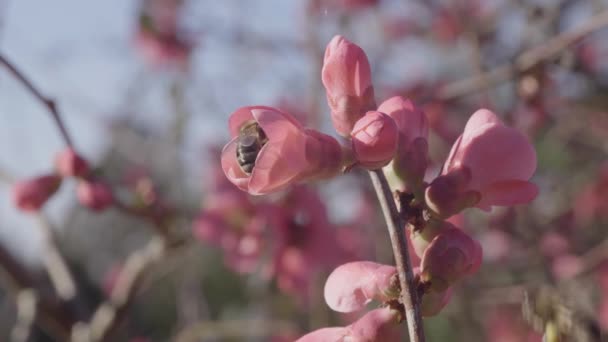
[351,111,398,170]
[324,261,398,313]
[134,29,191,69]
[12,174,62,212]
[426,109,538,217]
[539,232,570,258]
[271,186,346,300]
[134,0,191,69]
[76,180,114,211]
[222,106,342,195]
[485,307,542,342]
[551,254,583,280]
[194,202,270,274]
[55,148,90,178]
[322,35,375,136]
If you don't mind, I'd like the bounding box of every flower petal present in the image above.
[324,261,397,313]
[477,180,539,209]
[220,137,250,191]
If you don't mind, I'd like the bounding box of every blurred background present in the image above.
[0,0,608,341]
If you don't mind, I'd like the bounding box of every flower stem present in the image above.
[368,169,425,342]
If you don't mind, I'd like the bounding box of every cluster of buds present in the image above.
[134,0,192,69]
[220,34,538,339]
[13,148,113,212]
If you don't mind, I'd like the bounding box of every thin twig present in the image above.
[0,243,74,341]
[0,167,80,306]
[11,289,37,342]
[73,237,168,342]
[437,10,608,101]
[368,170,425,342]
[0,54,74,148]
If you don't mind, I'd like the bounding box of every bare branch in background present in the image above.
[437,10,608,101]
[0,54,75,148]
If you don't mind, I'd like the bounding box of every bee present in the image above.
[236,121,268,174]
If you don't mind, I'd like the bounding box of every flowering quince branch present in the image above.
[1,52,193,340]
[368,169,425,341]
[221,33,539,341]
[0,54,74,148]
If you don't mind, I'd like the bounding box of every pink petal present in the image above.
[463,108,502,130]
[251,107,303,140]
[228,107,256,137]
[220,137,250,192]
[377,96,428,145]
[477,180,539,209]
[324,261,397,313]
[346,308,400,341]
[296,327,346,342]
[228,106,302,137]
[248,133,309,195]
[458,124,537,190]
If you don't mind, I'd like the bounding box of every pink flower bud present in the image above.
[421,287,452,317]
[377,96,429,187]
[351,111,398,170]
[77,180,114,211]
[12,174,62,212]
[55,148,90,178]
[427,109,538,216]
[410,220,454,258]
[425,167,481,218]
[421,227,482,292]
[322,35,375,136]
[221,106,343,195]
[324,261,398,313]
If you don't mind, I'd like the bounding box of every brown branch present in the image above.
[0,243,74,341]
[0,54,74,148]
[437,10,608,101]
[0,168,79,304]
[73,237,169,342]
[368,170,425,342]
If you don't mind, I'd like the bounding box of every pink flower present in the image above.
[194,204,268,274]
[271,186,344,301]
[420,227,482,292]
[426,109,538,217]
[12,174,62,212]
[324,261,398,313]
[296,308,400,342]
[221,106,342,195]
[351,111,398,169]
[77,180,114,211]
[378,96,428,186]
[55,148,90,178]
[322,35,375,136]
